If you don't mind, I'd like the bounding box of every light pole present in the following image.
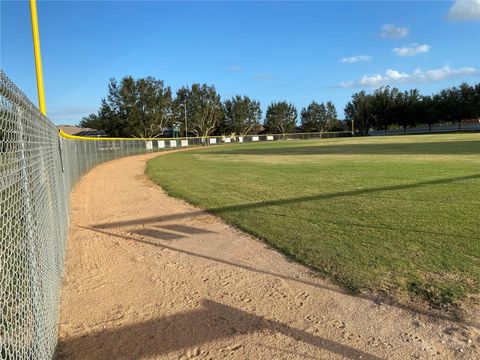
[182,103,188,139]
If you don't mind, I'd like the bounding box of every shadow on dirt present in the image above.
[80,225,479,330]
[56,299,383,360]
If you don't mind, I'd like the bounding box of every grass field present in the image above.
[147,133,480,306]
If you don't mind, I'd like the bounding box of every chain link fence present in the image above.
[1,71,74,360]
[0,70,350,359]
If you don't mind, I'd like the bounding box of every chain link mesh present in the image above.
[0,70,350,359]
[1,71,71,359]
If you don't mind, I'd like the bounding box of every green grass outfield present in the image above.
[147,133,480,306]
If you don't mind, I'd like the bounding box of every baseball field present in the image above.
[147,133,480,306]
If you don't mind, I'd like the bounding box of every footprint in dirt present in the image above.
[304,314,327,325]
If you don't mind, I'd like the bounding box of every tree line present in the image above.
[79,76,344,138]
[79,76,479,138]
[345,83,480,135]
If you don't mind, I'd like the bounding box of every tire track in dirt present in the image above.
[57,152,479,360]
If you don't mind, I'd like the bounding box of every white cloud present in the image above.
[229,65,243,72]
[385,69,410,81]
[340,55,373,63]
[392,43,431,57]
[447,0,480,21]
[380,24,409,39]
[337,65,480,88]
[253,73,273,80]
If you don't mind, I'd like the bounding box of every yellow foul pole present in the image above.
[29,0,46,115]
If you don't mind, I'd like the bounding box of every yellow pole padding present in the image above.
[29,0,46,115]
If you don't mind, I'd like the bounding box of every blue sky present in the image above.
[1,1,479,125]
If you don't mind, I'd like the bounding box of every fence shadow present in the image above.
[56,299,383,360]
[133,228,184,240]
[85,173,480,332]
[91,173,480,231]
[208,174,480,215]
[80,225,480,330]
[157,224,214,235]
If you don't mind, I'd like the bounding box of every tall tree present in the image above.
[174,84,223,138]
[264,102,297,134]
[436,87,463,128]
[325,101,340,131]
[300,102,327,132]
[394,89,421,134]
[475,83,480,119]
[418,95,436,133]
[79,76,172,138]
[458,83,476,130]
[79,114,104,130]
[220,95,262,135]
[371,86,397,134]
[344,91,374,136]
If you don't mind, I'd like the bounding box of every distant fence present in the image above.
[59,128,351,148]
[369,122,480,136]
[0,71,350,359]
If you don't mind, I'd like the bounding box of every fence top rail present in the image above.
[58,129,350,142]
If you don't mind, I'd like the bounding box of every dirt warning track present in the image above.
[57,152,478,360]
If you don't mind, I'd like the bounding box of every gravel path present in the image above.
[57,152,479,360]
